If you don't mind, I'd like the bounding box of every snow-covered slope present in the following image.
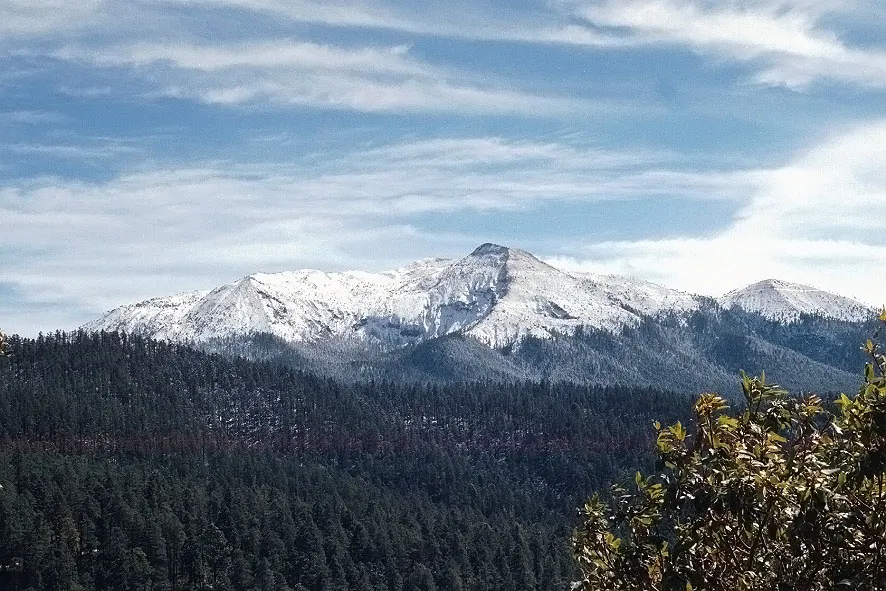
[85,244,700,348]
[719,279,874,322]
[569,272,703,316]
[84,244,874,349]
[90,290,209,340]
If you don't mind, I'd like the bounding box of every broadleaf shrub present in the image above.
[574,310,886,590]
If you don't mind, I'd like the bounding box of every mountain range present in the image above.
[84,243,880,394]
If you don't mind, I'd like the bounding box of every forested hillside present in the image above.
[0,332,692,591]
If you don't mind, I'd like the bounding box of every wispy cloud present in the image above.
[168,0,627,47]
[0,141,140,160]
[4,128,883,333]
[54,41,424,75]
[335,138,758,211]
[48,40,583,114]
[8,0,884,118]
[0,110,68,125]
[181,0,886,90]
[2,0,884,335]
[570,0,886,89]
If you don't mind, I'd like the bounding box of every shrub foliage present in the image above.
[575,311,886,590]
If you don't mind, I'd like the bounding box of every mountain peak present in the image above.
[467,243,543,267]
[750,278,802,290]
[470,243,511,257]
[720,278,873,322]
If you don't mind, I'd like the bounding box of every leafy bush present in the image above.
[574,311,886,590]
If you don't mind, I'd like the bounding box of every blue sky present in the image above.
[2,0,885,336]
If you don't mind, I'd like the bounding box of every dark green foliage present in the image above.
[0,452,580,591]
[0,330,693,590]
[574,311,886,590]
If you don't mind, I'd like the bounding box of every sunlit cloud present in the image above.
[569,0,886,89]
[553,120,886,306]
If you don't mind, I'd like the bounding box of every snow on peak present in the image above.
[84,244,874,350]
[719,278,874,322]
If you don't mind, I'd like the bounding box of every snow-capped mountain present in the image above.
[85,243,707,348]
[719,279,874,323]
[84,244,875,350]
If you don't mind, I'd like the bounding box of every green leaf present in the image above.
[669,421,687,441]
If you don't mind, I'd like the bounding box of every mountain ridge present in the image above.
[81,243,881,393]
[84,243,877,351]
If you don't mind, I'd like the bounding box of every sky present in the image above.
[1,0,885,336]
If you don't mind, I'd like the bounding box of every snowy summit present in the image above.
[84,245,875,349]
[719,279,873,323]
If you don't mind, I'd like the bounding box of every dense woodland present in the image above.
[0,331,694,590]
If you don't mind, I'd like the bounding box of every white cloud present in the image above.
[168,0,628,47]
[571,0,886,89]
[4,128,883,333]
[577,0,843,59]
[358,137,665,170]
[161,0,886,89]
[554,120,886,306]
[0,0,106,37]
[7,0,886,93]
[733,120,886,238]
[49,40,582,114]
[0,141,141,160]
[54,41,424,75]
